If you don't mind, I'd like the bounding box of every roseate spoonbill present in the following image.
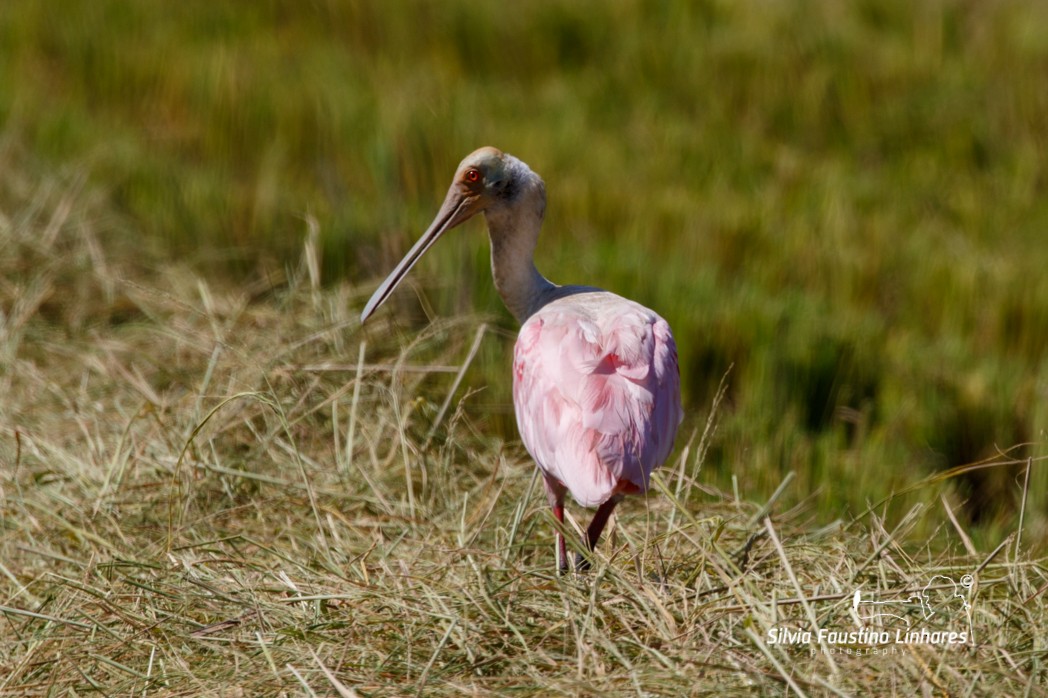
[361,147,683,572]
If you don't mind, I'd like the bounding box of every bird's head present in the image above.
[360,146,527,322]
[448,146,512,213]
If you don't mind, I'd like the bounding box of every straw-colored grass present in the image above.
[2,162,1045,696]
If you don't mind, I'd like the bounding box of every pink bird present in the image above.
[361,147,683,572]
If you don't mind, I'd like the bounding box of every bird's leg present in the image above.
[553,503,568,575]
[543,476,569,575]
[575,494,624,572]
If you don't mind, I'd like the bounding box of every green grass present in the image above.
[4,0,1046,540]
[1,0,1048,693]
[1,173,1045,694]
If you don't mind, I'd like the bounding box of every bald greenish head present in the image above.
[360,147,549,323]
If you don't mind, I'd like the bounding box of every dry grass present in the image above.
[2,173,1047,696]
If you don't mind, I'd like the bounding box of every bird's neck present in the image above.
[484,178,556,324]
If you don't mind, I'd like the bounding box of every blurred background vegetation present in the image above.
[2,0,1046,546]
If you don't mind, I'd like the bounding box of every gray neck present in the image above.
[483,163,557,323]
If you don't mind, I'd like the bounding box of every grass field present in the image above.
[2,0,1047,694]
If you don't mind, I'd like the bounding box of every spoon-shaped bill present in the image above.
[360,189,478,323]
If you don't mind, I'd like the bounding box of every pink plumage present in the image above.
[513,293,682,508]
[361,147,684,573]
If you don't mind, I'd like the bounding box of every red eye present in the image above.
[465,168,480,183]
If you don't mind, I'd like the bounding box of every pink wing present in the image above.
[512,293,683,508]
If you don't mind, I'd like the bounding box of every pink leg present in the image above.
[576,494,624,572]
[543,476,568,574]
[553,502,568,574]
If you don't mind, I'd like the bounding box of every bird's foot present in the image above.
[574,550,593,573]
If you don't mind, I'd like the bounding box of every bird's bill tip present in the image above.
[359,188,481,324]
